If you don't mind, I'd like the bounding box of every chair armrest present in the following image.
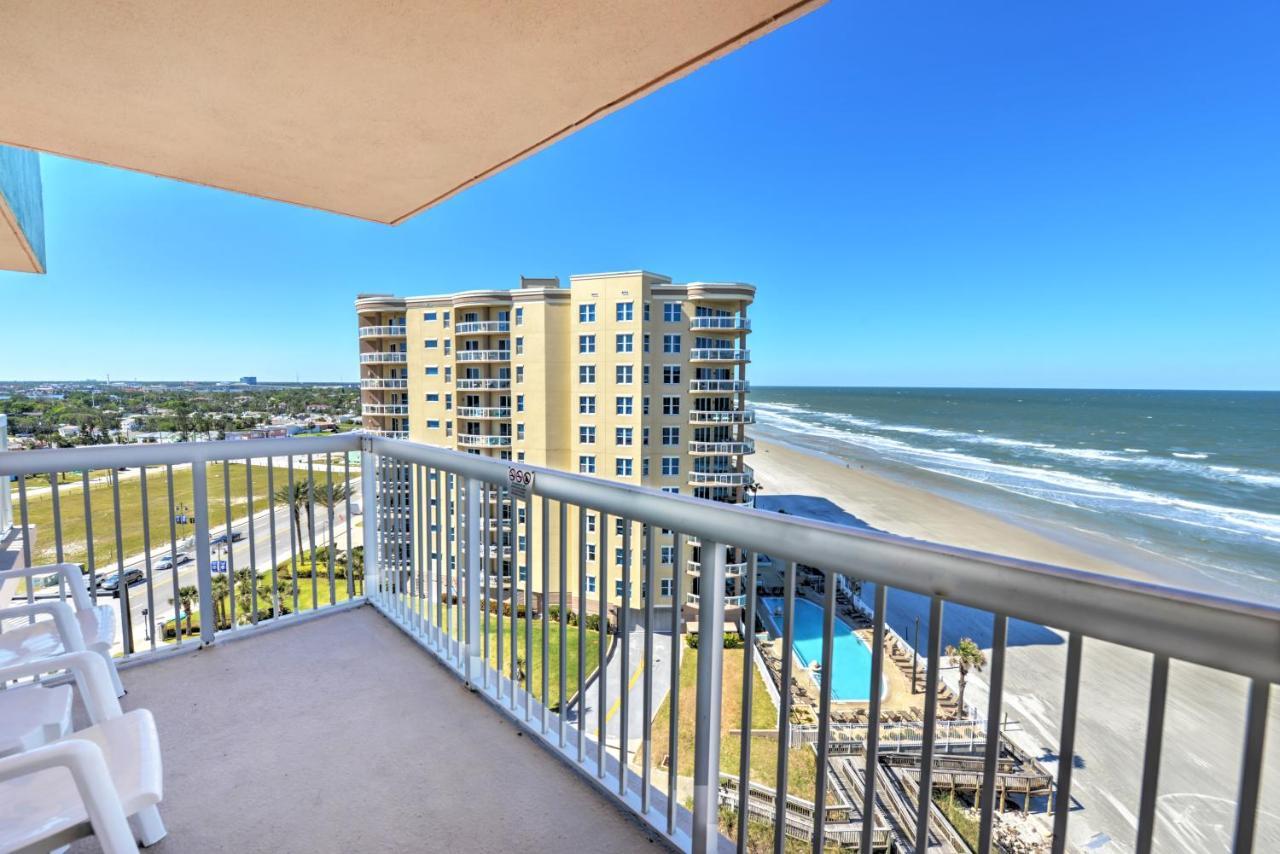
[0,737,138,853]
[0,563,94,611]
[0,651,123,724]
[0,602,87,652]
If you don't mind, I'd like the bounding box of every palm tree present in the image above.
[273,480,310,556]
[945,637,987,715]
[169,585,198,637]
[210,573,230,628]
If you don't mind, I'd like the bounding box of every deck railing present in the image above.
[2,433,1276,854]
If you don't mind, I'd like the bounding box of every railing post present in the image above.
[360,440,379,604]
[191,460,215,646]
[692,539,727,854]
[464,476,483,687]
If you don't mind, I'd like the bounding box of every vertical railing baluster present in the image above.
[266,459,279,621]
[359,444,377,611]
[454,473,463,665]
[578,506,587,764]
[49,475,64,600]
[414,464,424,635]
[539,495,549,730]
[619,517,631,796]
[139,466,156,650]
[484,484,493,690]
[914,595,945,854]
[642,522,656,814]
[344,452,355,599]
[246,460,258,625]
[668,531,684,837]
[165,465,181,646]
[558,500,567,746]
[111,469,132,653]
[524,496,533,720]
[464,476,482,688]
[773,560,797,854]
[977,613,1008,853]
[425,467,436,643]
[599,510,610,780]
[17,478,32,613]
[222,460,236,630]
[1134,654,1169,854]
[306,454,318,613]
[81,469,97,601]
[288,456,300,614]
[861,583,889,854]
[692,539,727,854]
[326,455,337,607]
[192,461,214,646]
[1051,631,1084,854]
[813,570,837,853]
[1232,679,1270,853]
[736,551,756,853]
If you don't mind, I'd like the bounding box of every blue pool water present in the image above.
[762,597,885,702]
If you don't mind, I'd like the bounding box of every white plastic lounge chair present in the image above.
[0,651,164,852]
[0,562,123,696]
[0,650,127,756]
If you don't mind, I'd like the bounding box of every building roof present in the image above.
[1,1,825,226]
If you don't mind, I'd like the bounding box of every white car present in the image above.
[152,554,192,572]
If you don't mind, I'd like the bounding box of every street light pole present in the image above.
[912,615,920,694]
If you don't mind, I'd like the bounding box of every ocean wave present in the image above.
[1172,452,1210,459]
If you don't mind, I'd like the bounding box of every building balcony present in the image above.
[689,316,750,332]
[688,468,754,487]
[456,349,510,363]
[686,559,748,578]
[689,379,749,394]
[689,348,750,362]
[689,408,755,425]
[358,325,408,338]
[457,434,512,448]
[456,378,511,391]
[360,352,408,364]
[360,378,408,390]
[457,406,511,420]
[374,429,410,439]
[688,439,754,456]
[0,434,1273,854]
[455,320,510,335]
[363,403,409,416]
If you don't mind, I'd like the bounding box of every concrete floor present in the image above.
[70,606,666,853]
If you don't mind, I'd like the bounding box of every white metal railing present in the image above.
[689,348,750,362]
[689,409,755,425]
[456,378,511,390]
[359,352,408,364]
[689,439,754,455]
[358,325,407,337]
[688,559,748,577]
[3,434,1276,854]
[375,430,410,439]
[456,349,511,362]
[362,404,409,416]
[456,434,512,447]
[457,407,511,419]
[689,379,750,394]
[688,470,754,486]
[690,316,751,332]
[456,321,510,335]
[360,378,408,390]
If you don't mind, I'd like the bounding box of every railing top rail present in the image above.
[367,434,1280,684]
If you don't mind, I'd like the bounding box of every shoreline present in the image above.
[746,432,1280,852]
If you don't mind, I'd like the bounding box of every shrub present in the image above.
[584,613,601,632]
[686,632,699,649]
[723,632,744,649]
[548,605,560,623]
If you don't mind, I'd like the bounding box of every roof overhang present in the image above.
[0,0,825,226]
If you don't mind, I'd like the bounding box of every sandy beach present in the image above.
[749,435,1279,853]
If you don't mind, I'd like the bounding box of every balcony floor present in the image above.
[70,606,664,853]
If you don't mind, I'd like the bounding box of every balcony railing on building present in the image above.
[359,352,408,364]
[362,403,409,416]
[689,439,754,456]
[456,378,511,390]
[456,321,511,335]
[457,407,511,419]
[358,325,408,338]
[690,316,751,332]
[457,434,512,448]
[689,348,750,362]
[456,349,511,363]
[689,379,750,394]
[689,408,755,425]
[360,378,408,390]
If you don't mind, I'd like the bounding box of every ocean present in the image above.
[749,388,1280,603]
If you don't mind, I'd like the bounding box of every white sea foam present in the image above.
[1172,452,1209,460]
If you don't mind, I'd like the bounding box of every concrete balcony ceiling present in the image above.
[0,1,826,224]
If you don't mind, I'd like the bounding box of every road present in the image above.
[570,624,675,754]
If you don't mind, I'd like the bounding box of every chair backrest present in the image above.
[0,564,93,612]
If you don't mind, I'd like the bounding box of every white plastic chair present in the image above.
[0,651,165,852]
[0,649,127,755]
[0,562,124,696]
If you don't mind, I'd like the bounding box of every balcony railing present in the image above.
[689,379,749,394]
[689,348,750,362]
[687,559,748,578]
[690,316,751,332]
[456,349,511,362]
[360,378,408,390]
[359,352,408,364]
[362,403,409,416]
[456,434,512,448]
[358,325,408,338]
[1,434,1275,854]
[374,429,410,439]
[455,321,510,335]
[689,409,755,425]
[456,378,511,390]
[688,469,754,486]
[689,439,754,456]
[457,406,511,420]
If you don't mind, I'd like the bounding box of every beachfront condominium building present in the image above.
[356,270,754,624]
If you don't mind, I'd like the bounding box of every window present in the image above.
[579,334,596,354]
[616,301,633,321]
[579,455,596,474]
[615,579,624,597]
[424,311,438,321]
[516,394,525,412]
[663,396,681,416]
[586,513,597,533]
[643,334,650,353]
[662,426,680,446]
[444,393,452,410]
[579,395,596,415]
[515,307,524,325]
[642,458,649,477]
[443,339,451,355]
[425,393,440,402]
[663,302,681,322]
[615,396,633,415]
[615,518,625,535]
[663,365,681,385]
[643,396,650,415]
[644,303,651,321]
[516,423,525,440]
[661,546,674,565]
[427,419,440,429]
[518,506,527,524]
[661,456,680,476]
[425,366,439,376]
[587,543,597,561]
[616,365,633,384]
[518,566,527,582]
[517,451,525,461]
[615,427,633,446]
[443,311,450,327]
[616,458,633,476]
[643,365,650,384]
[579,365,595,384]
[579,304,596,323]
[663,334,681,353]
[643,427,650,446]
[578,426,596,445]
[615,333,633,353]
[444,367,451,382]
[446,422,453,437]
[586,575,597,594]
[515,337,524,355]
[516,366,524,383]
[660,578,672,597]
[661,486,679,495]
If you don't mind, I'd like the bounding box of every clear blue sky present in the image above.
[2,1,1276,389]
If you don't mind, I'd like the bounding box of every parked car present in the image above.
[209,532,245,545]
[153,553,192,572]
[96,568,146,596]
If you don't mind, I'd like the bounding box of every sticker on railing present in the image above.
[507,466,535,500]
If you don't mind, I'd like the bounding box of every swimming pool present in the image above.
[762,597,886,702]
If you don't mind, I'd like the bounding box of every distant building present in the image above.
[239,376,257,385]
[225,425,302,440]
[57,424,81,438]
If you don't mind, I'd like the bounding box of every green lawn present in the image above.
[11,462,345,570]
[163,575,355,641]
[934,792,979,852]
[649,644,819,800]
